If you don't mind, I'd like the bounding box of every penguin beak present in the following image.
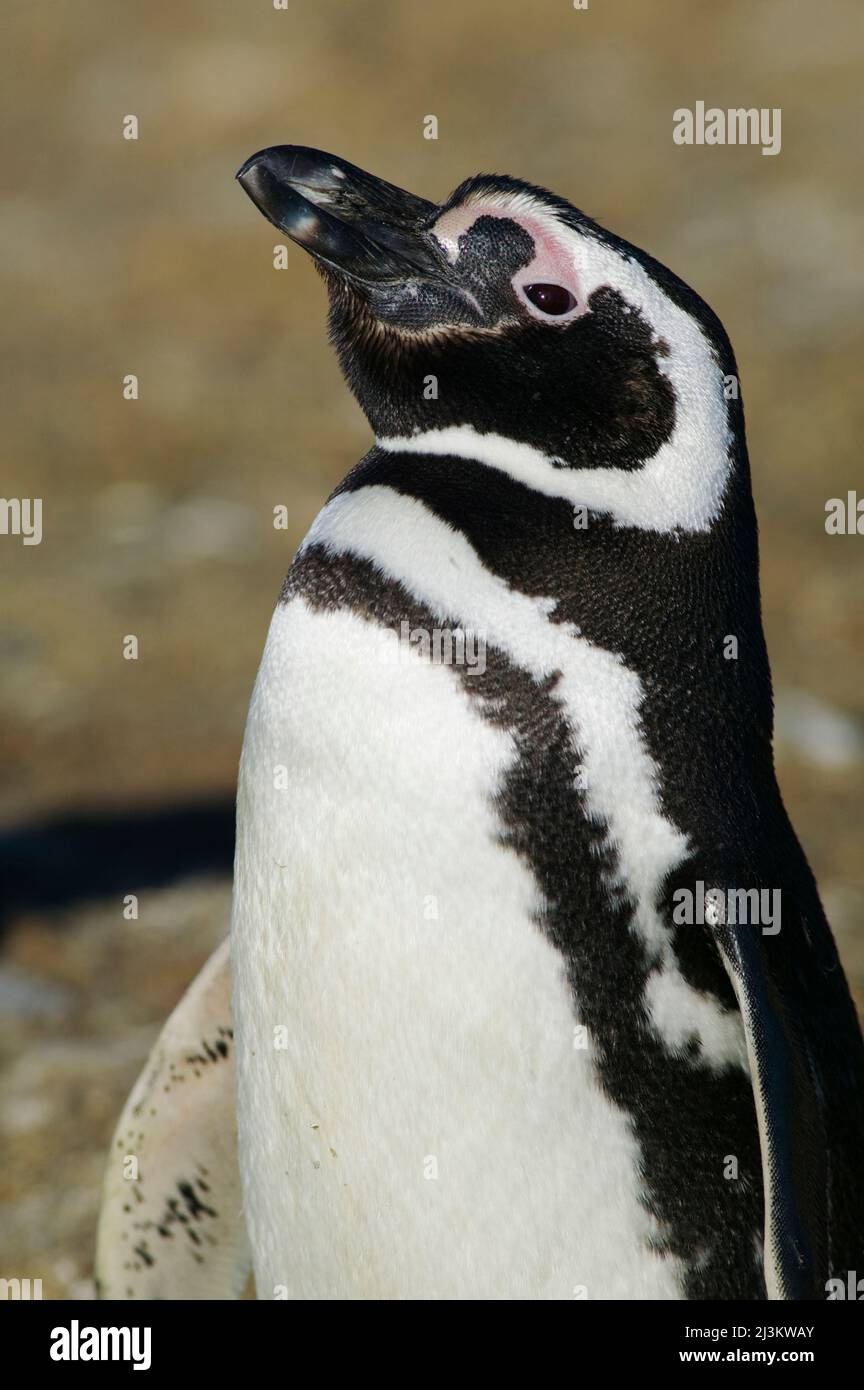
[236,145,448,287]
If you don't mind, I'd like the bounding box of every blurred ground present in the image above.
[1,0,862,1297]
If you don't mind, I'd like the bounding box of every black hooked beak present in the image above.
[236,145,450,286]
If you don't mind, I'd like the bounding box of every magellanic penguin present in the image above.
[97,147,864,1302]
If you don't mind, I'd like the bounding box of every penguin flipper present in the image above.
[95,938,251,1299]
[715,877,864,1301]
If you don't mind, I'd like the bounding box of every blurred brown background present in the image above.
[1,0,862,1297]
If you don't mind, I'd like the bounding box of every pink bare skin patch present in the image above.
[431,200,588,324]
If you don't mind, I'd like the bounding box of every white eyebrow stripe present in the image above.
[378,420,732,533]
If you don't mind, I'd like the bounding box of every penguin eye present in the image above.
[523,283,578,316]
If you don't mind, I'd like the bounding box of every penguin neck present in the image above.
[377,422,732,535]
[336,434,777,819]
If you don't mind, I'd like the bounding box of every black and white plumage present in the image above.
[98,147,864,1301]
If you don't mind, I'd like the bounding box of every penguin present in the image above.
[95,939,250,1298]
[97,147,864,1301]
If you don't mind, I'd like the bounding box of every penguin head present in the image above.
[238,146,738,484]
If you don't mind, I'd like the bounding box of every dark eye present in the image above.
[523,283,577,316]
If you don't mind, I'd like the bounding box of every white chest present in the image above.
[231,597,683,1300]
